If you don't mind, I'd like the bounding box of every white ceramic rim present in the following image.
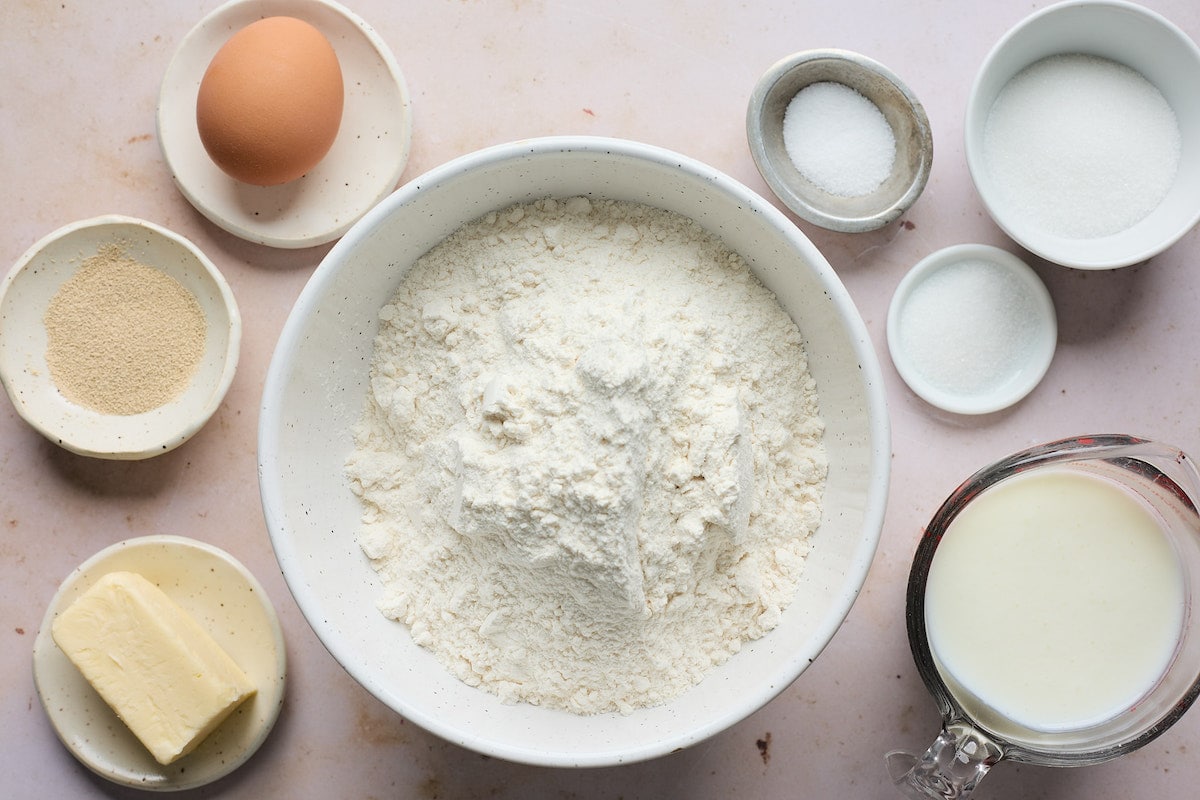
[32,535,287,791]
[156,0,412,249]
[0,214,241,459]
[964,0,1200,269]
[258,135,891,766]
[886,243,1058,415]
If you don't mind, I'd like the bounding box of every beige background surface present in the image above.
[3,1,1199,797]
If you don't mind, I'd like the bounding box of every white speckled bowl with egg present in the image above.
[258,136,890,767]
[157,0,413,249]
[965,0,1200,269]
[0,215,240,459]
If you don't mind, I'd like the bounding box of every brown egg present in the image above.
[196,16,344,186]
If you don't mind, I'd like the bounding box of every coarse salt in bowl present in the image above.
[747,49,933,233]
[965,0,1200,269]
[258,136,890,767]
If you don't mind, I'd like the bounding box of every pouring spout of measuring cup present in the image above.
[885,722,1004,800]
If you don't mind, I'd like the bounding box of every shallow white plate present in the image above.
[157,0,412,249]
[887,243,1057,415]
[32,535,287,791]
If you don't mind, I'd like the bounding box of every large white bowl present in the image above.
[258,136,890,767]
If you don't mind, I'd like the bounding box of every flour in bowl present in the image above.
[345,197,826,714]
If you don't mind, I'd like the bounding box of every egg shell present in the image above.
[196,16,344,187]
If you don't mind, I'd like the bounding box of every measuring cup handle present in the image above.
[885,722,1004,800]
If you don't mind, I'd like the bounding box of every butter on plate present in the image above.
[51,570,256,765]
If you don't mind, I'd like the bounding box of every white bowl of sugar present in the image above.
[965,0,1200,269]
[747,49,933,233]
[0,215,240,459]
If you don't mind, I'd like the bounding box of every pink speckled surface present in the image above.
[3,1,1200,798]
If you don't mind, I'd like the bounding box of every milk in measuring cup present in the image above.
[925,468,1185,735]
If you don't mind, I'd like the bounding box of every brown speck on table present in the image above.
[756,731,772,764]
[419,776,442,799]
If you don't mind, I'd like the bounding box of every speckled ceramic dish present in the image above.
[32,535,286,792]
[259,136,891,767]
[747,49,933,233]
[157,0,412,249]
[0,215,240,460]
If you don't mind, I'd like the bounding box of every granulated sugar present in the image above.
[897,258,1044,397]
[783,81,896,197]
[983,54,1180,239]
[345,197,827,715]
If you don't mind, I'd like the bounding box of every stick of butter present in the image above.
[51,570,256,765]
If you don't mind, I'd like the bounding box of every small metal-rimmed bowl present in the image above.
[0,215,240,459]
[747,49,933,233]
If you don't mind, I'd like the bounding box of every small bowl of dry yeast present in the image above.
[0,215,240,459]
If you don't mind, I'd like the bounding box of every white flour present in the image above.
[345,197,826,714]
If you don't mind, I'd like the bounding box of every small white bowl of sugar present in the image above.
[0,216,240,459]
[747,49,933,232]
[887,244,1058,415]
[966,0,1200,269]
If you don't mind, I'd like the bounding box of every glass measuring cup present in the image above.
[887,434,1200,799]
